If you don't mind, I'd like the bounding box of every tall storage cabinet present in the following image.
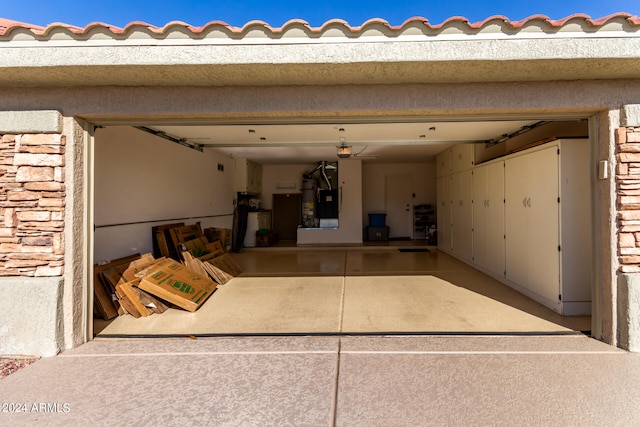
[503,139,591,315]
[437,138,591,316]
[451,170,473,262]
[436,144,474,258]
[505,146,560,304]
[436,176,452,251]
[473,160,505,278]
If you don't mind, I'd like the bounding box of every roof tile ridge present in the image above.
[0,18,46,36]
[587,12,640,26]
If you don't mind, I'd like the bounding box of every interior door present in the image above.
[272,193,301,242]
[385,174,413,238]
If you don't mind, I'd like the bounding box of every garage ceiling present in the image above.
[152,119,538,164]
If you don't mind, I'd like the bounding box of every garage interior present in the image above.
[92,118,593,337]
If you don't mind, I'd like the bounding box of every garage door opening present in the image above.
[90,118,594,338]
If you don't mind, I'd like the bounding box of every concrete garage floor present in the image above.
[3,247,637,425]
[95,246,590,336]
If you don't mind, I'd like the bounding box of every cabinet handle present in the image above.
[487,199,490,208]
[527,197,531,208]
[522,198,527,207]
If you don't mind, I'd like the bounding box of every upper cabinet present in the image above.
[451,144,475,173]
[436,144,475,177]
[234,159,263,194]
[436,149,451,178]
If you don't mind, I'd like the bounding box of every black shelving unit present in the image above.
[413,204,435,241]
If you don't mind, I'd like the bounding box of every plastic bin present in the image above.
[368,213,387,227]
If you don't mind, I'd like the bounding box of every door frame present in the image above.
[385,173,413,238]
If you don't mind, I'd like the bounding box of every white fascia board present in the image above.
[0,37,639,68]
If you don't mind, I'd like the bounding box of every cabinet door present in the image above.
[451,144,475,173]
[505,154,529,286]
[436,149,451,178]
[526,147,560,302]
[451,170,473,261]
[437,176,452,251]
[485,161,505,276]
[472,165,489,266]
[251,162,263,194]
[473,161,504,276]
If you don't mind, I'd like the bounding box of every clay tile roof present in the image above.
[0,12,639,38]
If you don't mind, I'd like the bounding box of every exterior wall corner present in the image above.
[617,273,640,351]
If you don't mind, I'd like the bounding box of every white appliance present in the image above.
[244,211,272,247]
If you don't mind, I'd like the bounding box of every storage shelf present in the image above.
[413,205,435,240]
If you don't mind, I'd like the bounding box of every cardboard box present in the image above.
[138,259,217,312]
[204,228,231,251]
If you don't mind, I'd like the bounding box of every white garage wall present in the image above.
[361,162,437,226]
[263,161,436,235]
[93,126,235,262]
[261,163,317,210]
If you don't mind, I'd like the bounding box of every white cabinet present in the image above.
[451,144,475,173]
[437,176,452,251]
[234,159,263,194]
[436,144,474,178]
[436,144,475,256]
[436,149,451,178]
[505,146,560,303]
[244,211,272,247]
[473,160,505,278]
[438,139,591,316]
[450,170,473,262]
[503,139,591,315]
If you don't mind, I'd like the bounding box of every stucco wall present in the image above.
[93,126,235,262]
[0,112,67,356]
[0,81,635,354]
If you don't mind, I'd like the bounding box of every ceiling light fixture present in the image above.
[337,144,352,158]
[337,126,351,158]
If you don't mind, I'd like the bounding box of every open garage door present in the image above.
[90,118,593,338]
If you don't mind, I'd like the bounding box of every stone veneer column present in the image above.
[0,111,65,357]
[0,133,65,276]
[617,105,640,351]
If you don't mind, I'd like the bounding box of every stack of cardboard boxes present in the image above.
[93,224,238,320]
